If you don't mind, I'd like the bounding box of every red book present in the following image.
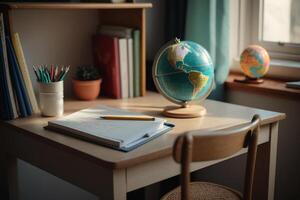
[92,35,121,99]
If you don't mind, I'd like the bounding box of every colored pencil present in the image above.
[32,65,70,83]
[100,115,155,121]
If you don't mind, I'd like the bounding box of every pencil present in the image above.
[32,65,40,81]
[33,64,70,83]
[45,67,51,82]
[59,65,70,81]
[100,115,155,121]
[50,65,54,81]
[54,65,58,81]
[38,67,44,83]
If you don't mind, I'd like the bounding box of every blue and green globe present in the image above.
[153,39,214,105]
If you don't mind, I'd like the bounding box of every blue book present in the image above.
[6,37,32,117]
[45,105,174,152]
[0,34,13,120]
[0,56,11,120]
[0,5,15,120]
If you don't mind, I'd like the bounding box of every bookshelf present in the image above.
[7,2,152,96]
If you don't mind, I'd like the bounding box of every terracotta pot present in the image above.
[72,79,102,101]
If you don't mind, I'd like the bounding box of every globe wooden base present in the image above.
[234,76,264,84]
[163,105,206,118]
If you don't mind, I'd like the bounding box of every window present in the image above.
[229,0,300,80]
[262,0,300,44]
[253,0,300,60]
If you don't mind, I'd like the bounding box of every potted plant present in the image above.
[72,65,102,100]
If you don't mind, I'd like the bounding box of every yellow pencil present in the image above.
[100,115,155,121]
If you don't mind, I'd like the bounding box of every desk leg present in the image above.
[267,122,279,200]
[253,122,279,200]
[112,169,127,200]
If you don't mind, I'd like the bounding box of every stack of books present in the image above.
[92,25,141,99]
[0,9,38,120]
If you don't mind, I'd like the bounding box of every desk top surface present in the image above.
[2,92,285,169]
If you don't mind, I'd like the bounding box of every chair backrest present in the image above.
[173,115,261,200]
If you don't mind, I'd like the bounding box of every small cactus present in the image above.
[75,66,101,81]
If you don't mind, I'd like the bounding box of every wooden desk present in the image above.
[0,92,285,200]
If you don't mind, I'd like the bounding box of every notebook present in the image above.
[286,81,300,89]
[45,105,174,152]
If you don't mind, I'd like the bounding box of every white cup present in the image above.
[39,81,64,117]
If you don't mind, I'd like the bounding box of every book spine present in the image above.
[6,37,31,117]
[118,38,129,99]
[127,38,134,98]
[133,30,140,97]
[92,35,121,99]
[0,13,17,119]
[13,89,20,116]
[0,42,12,120]
[12,33,39,114]
[113,39,122,99]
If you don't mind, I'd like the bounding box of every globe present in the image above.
[240,45,270,79]
[152,38,214,118]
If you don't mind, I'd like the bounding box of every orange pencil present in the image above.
[100,115,155,121]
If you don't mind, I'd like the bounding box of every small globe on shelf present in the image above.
[235,45,270,84]
[152,38,214,118]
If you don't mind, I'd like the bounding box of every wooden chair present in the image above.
[161,115,261,200]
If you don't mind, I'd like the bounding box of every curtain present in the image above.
[185,0,229,100]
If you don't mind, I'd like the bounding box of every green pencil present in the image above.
[59,66,70,81]
[38,67,44,83]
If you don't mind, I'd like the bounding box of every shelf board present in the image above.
[226,73,300,99]
[7,3,152,10]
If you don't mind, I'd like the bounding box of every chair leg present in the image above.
[181,134,193,200]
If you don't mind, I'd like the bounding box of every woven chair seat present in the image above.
[161,182,242,200]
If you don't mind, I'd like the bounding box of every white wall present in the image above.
[11,9,99,98]
[227,90,300,200]
[11,9,100,200]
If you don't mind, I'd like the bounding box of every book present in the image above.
[45,105,173,152]
[98,25,136,99]
[92,34,121,99]
[6,37,32,117]
[127,38,134,98]
[1,6,33,117]
[98,25,133,38]
[12,33,39,114]
[286,81,300,89]
[0,39,11,120]
[119,38,129,98]
[133,30,140,97]
[0,13,17,119]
